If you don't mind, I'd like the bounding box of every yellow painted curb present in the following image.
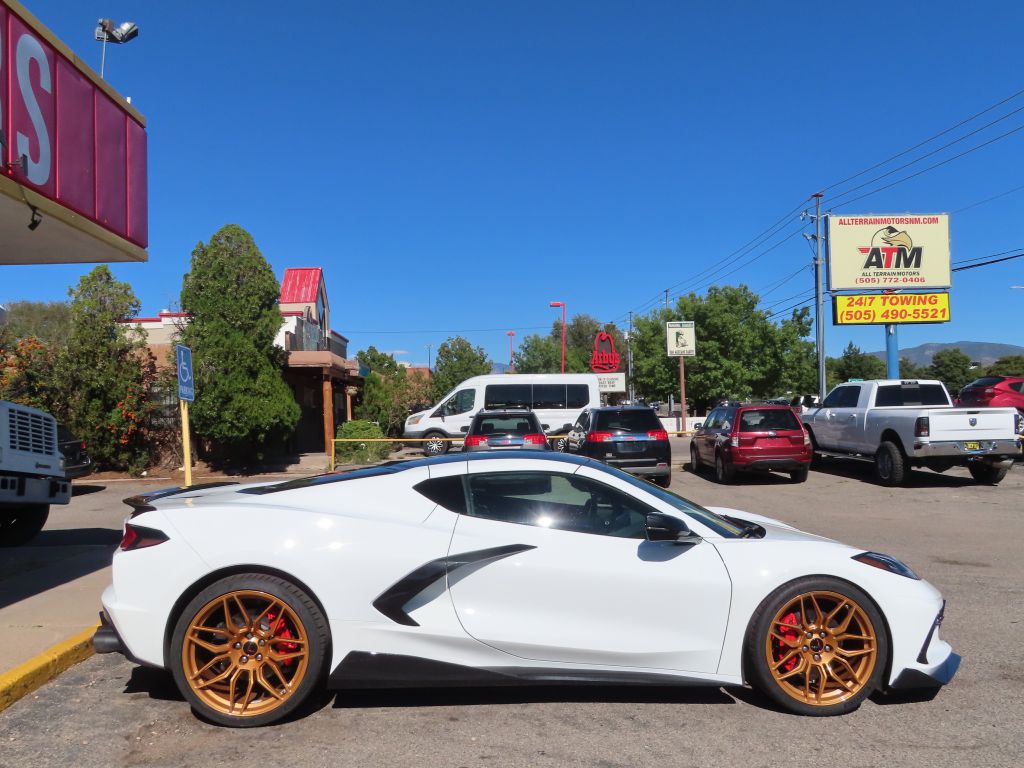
[0,625,99,713]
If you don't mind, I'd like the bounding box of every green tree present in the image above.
[179,225,299,460]
[826,343,886,390]
[926,348,974,394]
[986,355,1024,376]
[631,285,813,411]
[0,335,59,412]
[0,301,73,347]
[512,334,561,373]
[432,336,491,397]
[354,347,436,435]
[899,357,926,379]
[54,266,153,472]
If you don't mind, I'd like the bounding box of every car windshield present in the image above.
[594,410,661,432]
[739,409,801,431]
[587,462,744,538]
[473,415,540,435]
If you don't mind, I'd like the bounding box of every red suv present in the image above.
[958,376,1024,417]
[690,404,812,483]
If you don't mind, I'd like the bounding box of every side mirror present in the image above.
[460,426,469,433]
[693,422,703,431]
[645,513,702,545]
[541,423,550,430]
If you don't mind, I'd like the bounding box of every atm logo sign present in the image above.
[857,227,922,270]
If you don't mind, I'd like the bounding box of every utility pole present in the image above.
[627,312,635,402]
[812,193,827,401]
[664,289,669,309]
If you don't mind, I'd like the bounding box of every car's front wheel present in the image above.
[746,577,887,716]
[689,443,702,473]
[0,504,49,547]
[170,574,328,727]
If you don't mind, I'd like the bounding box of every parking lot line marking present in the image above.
[0,625,99,713]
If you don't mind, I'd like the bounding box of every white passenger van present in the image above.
[403,374,601,455]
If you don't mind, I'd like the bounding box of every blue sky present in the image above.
[6,1,1024,366]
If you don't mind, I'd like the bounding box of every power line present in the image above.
[824,105,1024,208]
[346,324,551,335]
[754,264,810,301]
[951,252,1024,272]
[952,246,1024,266]
[828,121,1024,211]
[952,183,1024,214]
[820,86,1024,193]
[765,292,816,321]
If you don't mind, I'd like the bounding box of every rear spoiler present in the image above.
[123,481,239,516]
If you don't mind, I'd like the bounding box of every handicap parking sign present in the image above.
[176,344,195,402]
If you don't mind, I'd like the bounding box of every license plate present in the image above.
[617,442,644,453]
[962,441,980,451]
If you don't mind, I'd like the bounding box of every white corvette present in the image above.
[94,452,958,727]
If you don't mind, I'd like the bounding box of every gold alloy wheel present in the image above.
[764,590,878,707]
[182,590,309,718]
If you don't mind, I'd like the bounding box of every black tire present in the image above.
[689,443,702,473]
[745,576,888,717]
[654,473,672,488]
[715,453,735,484]
[874,441,906,486]
[422,432,450,457]
[806,429,823,468]
[790,466,809,483]
[170,573,329,728]
[550,437,567,453]
[0,504,49,547]
[967,463,1008,485]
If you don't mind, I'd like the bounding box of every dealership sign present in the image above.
[827,214,950,291]
[590,331,621,373]
[833,292,950,325]
[666,321,695,357]
[1,0,147,262]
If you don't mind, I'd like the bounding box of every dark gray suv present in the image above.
[462,409,551,453]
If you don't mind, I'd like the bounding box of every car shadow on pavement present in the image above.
[72,484,106,497]
[809,459,980,488]
[331,684,737,709]
[123,666,185,702]
[0,528,119,609]
[683,466,793,486]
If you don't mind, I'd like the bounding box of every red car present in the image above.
[958,376,1024,417]
[690,404,812,483]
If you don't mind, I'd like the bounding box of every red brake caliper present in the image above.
[775,611,800,671]
[266,612,298,667]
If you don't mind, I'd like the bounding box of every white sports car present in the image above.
[94,452,958,727]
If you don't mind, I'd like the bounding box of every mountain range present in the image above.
[869,341,1024,367]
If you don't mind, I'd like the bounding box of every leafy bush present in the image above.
[334,420,393,465]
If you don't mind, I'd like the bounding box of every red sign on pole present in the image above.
[590,332,621,373]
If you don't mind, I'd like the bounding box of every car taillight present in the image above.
[730,435,740,447]
[588,431,613,442]
[1015,413,1023,434]
[914,416,930,437]
[464,435,488,447]
[523,433,547,445]
[120,523,169,551]
[647,429,669,441]
[81,440,87,450]
[803,430,811,446]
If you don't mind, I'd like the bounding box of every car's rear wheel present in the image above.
[422,432,450,457]
[874,441,906,486]
[746,578,887,716]
[689,443,702,473]
[0,504,49,547]
[170,574,328,727]
[790,467,809,483]
[967,463,1008,485]
[654,473,672,488]
[715,453,735,484]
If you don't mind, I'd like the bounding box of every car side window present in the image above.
[703,409,720,430]
[823,386,858,408]
[413,476,467,514]
[575,412,590,431]
[442,389,475,416]
[466,472,650,539]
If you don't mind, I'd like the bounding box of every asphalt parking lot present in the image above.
[1,444,1022,768]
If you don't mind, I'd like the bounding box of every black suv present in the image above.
[565,406,672,486]
[462,409,551,453]
[58,426,93,480]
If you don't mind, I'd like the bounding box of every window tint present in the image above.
[466,472,650,538]
[875,384,950,407]
[1009,382,1023,393]
[823,386,860,408]
[965,377,1004,388]
[593,410,661,432]
[702,409,720,430]
[473,414,541,435]
[484,384,531,409]
[533,384,566,409]
[413,476,467,513]
[739,409,801,431]
[566,384,590,408]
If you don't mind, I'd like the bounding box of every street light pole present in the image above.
[507,331,515,370]
[426,344,432,371]
[549,301,566,373]
[94,19,139,81]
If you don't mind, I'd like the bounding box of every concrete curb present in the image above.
[0,625,98,713]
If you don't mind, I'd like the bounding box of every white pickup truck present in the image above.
[1,400,71,545]
[802,379,1022,486]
